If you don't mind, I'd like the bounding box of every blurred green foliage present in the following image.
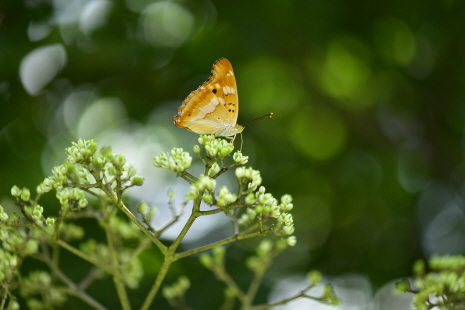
[2,0,465,309]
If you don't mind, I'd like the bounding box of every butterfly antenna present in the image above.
[240,132,244,152]
[242,113,273,126]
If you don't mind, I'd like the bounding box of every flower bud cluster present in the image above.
[9,186,57,226]
[137,202,157,224]
[153,148,192,173]
[246,239,285,270]
[256,239,273,257]
[278,194,294,212]
[99,149,143,186]
[65,138,97,164]
[0,247,18,280]
[40,167,66,192]
[39,141,143,193]
[197,135,234,159]
[277,212,295,237]
[56,188,88,211]
[0,227,39,259]
[236,183,296,246]
[307,270,322,286]
[235,167,262,192]
[61,223,85,241]
[233,151,248,165]
[31,205,44,220]
[22,271,56,303]
[186,175,216,201]
[217,186,237,207]
[38,163,77,193]
[80,239,110,262]
[11,186,33,202]
[163,276,191,301]
[200,247,225,269]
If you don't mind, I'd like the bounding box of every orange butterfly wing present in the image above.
[173,58,243,137]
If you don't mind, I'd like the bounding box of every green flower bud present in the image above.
[198,135,208,145]
[281,194,292,204]
[395,278,411,292]
[322,284,339,305]
[263,205,271,214]
[25,239,39,255]
[137,202,148,215]
[307,270,322,286]
[163,287,175,299]
[9,301,20,310]
[11,185,20,198]
[131,177,144,186]
[107,165,116,176]
[413,260,425,276]
[281,225,295,235]
[9,255,18,268]
[245,193,255,205]
[32,205,43,219]
[238,213,249,225]
[46,217,55,226]
[235,167,245,179]
[246,256,258,270]
[233,151,248,165]
[213,247,225,265]
[257,239,272,257]
[42,178,54,192]
[270,205,280,218]
[145,207,157,222]
[205,145,217,157]
[78,198,88,209]
[208,163,220,177]
[177,276,190,291]
[0,211,8,221]
[275,239,288,251]
[246,208,257,219]
[113,153,126,167]
[199,253,213,268]
[36,184,45,194]
[220,145,233,157]
[32,210,42,219]
[224,287,236,299]
[168,189,175,199]
[0,230,8,241]
[128,165,137,177]
[202,193,213,204]
[286,236,297,246]
[185,189,198,201]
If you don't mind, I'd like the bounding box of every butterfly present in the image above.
[173,58,244,138]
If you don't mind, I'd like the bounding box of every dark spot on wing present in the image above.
[212,89,217,94]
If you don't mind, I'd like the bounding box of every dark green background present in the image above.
[2,0,465,309]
